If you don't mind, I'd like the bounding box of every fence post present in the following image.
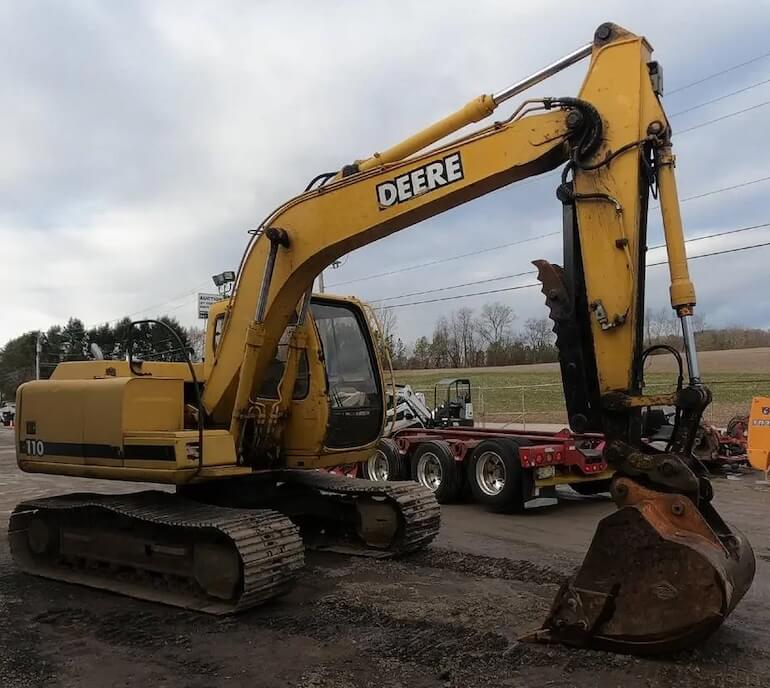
[521,387,526,431]
[479,387,485,427]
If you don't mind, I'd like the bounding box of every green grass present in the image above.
[394,369,765,426]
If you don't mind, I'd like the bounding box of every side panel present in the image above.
[17,377,183,471]
[748,396,770,472]
[17,380,86,465]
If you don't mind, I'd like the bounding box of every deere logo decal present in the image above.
[376,153,464,209]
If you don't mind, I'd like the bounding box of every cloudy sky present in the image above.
[2,0,770,347]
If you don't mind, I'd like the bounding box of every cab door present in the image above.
[310,297,385,449]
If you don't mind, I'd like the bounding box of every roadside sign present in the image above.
[198,293,220,319]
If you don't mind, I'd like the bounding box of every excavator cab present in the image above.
[205,293,385,461]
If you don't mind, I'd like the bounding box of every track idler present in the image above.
[527,477,755,654]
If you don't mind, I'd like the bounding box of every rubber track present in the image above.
[9,491,305,614]
[280,472,441,554]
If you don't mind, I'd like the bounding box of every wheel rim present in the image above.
[476,451,506,496]
[416,452,443,492]
[367,450,390,481]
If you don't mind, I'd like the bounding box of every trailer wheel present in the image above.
[364,438,403,481]
[411,441,460,503]
[467,438,529,513]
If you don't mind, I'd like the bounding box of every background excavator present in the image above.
[10,22,755,654]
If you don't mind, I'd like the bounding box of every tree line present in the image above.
[377,302,559,369]
[379,302,770,370]
[2,303,768,401]
[0,316,200,401]
[644,307,770,351]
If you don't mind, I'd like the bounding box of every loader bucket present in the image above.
[528,478,755,654]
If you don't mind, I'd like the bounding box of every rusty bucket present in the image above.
[528,478,755,654]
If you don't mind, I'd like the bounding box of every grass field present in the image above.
[394,348,770,426]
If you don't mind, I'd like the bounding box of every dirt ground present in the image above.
[2,427,770,688]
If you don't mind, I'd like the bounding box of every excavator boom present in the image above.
[12,22,754,653]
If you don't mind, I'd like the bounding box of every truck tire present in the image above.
[411,441,461,504]
[363,438,403,481]
[571,479,612,496]
[467,438,530,513]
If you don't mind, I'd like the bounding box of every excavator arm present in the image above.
[201,22,754,653]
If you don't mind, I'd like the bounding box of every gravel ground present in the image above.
[1,426,769,687]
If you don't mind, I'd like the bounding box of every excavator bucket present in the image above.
[527,478,755,654]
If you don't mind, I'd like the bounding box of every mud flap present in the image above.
[525,479,755,654]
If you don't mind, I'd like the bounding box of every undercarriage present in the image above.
[9,472,440,613]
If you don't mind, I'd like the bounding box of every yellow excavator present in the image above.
[10,23,754,654]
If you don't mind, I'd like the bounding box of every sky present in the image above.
[2,0,770,348]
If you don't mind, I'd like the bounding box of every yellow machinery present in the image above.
[748,396,770,479]
[11,23,754,652]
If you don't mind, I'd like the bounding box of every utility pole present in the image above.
[318,257,343,294]
[35,332,42,380]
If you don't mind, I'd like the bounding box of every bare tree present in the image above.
[447,314,462,368]
[446,307,477,367]
[523,317,554,350]
[430,317,451,368]
[412,336,431,369]
[374,306,399,360]
[644,307,677,346]
[375,306,397,344]
[185,326,206,361]
[476,302,516,365]
[477,302,515,346]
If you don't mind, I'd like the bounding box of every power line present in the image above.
[669,77,770,117]
[328,163,770,291]
[675,175,770,205]
[648,239,770,266]
[677,99,770,135]
[648,221,770,250]
[382,281,541,308]
[668,51,770,96]
[370,269,536,303]
[121,283,208,322]
[382,237,770,309]
[326,230,560,288]
[353,174,770,294]
[85,281,209,331]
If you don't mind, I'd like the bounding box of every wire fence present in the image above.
[409,380,769,429]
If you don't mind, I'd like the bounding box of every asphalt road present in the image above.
[1,426,769,687]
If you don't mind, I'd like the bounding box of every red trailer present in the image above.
[333,426,613,512]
